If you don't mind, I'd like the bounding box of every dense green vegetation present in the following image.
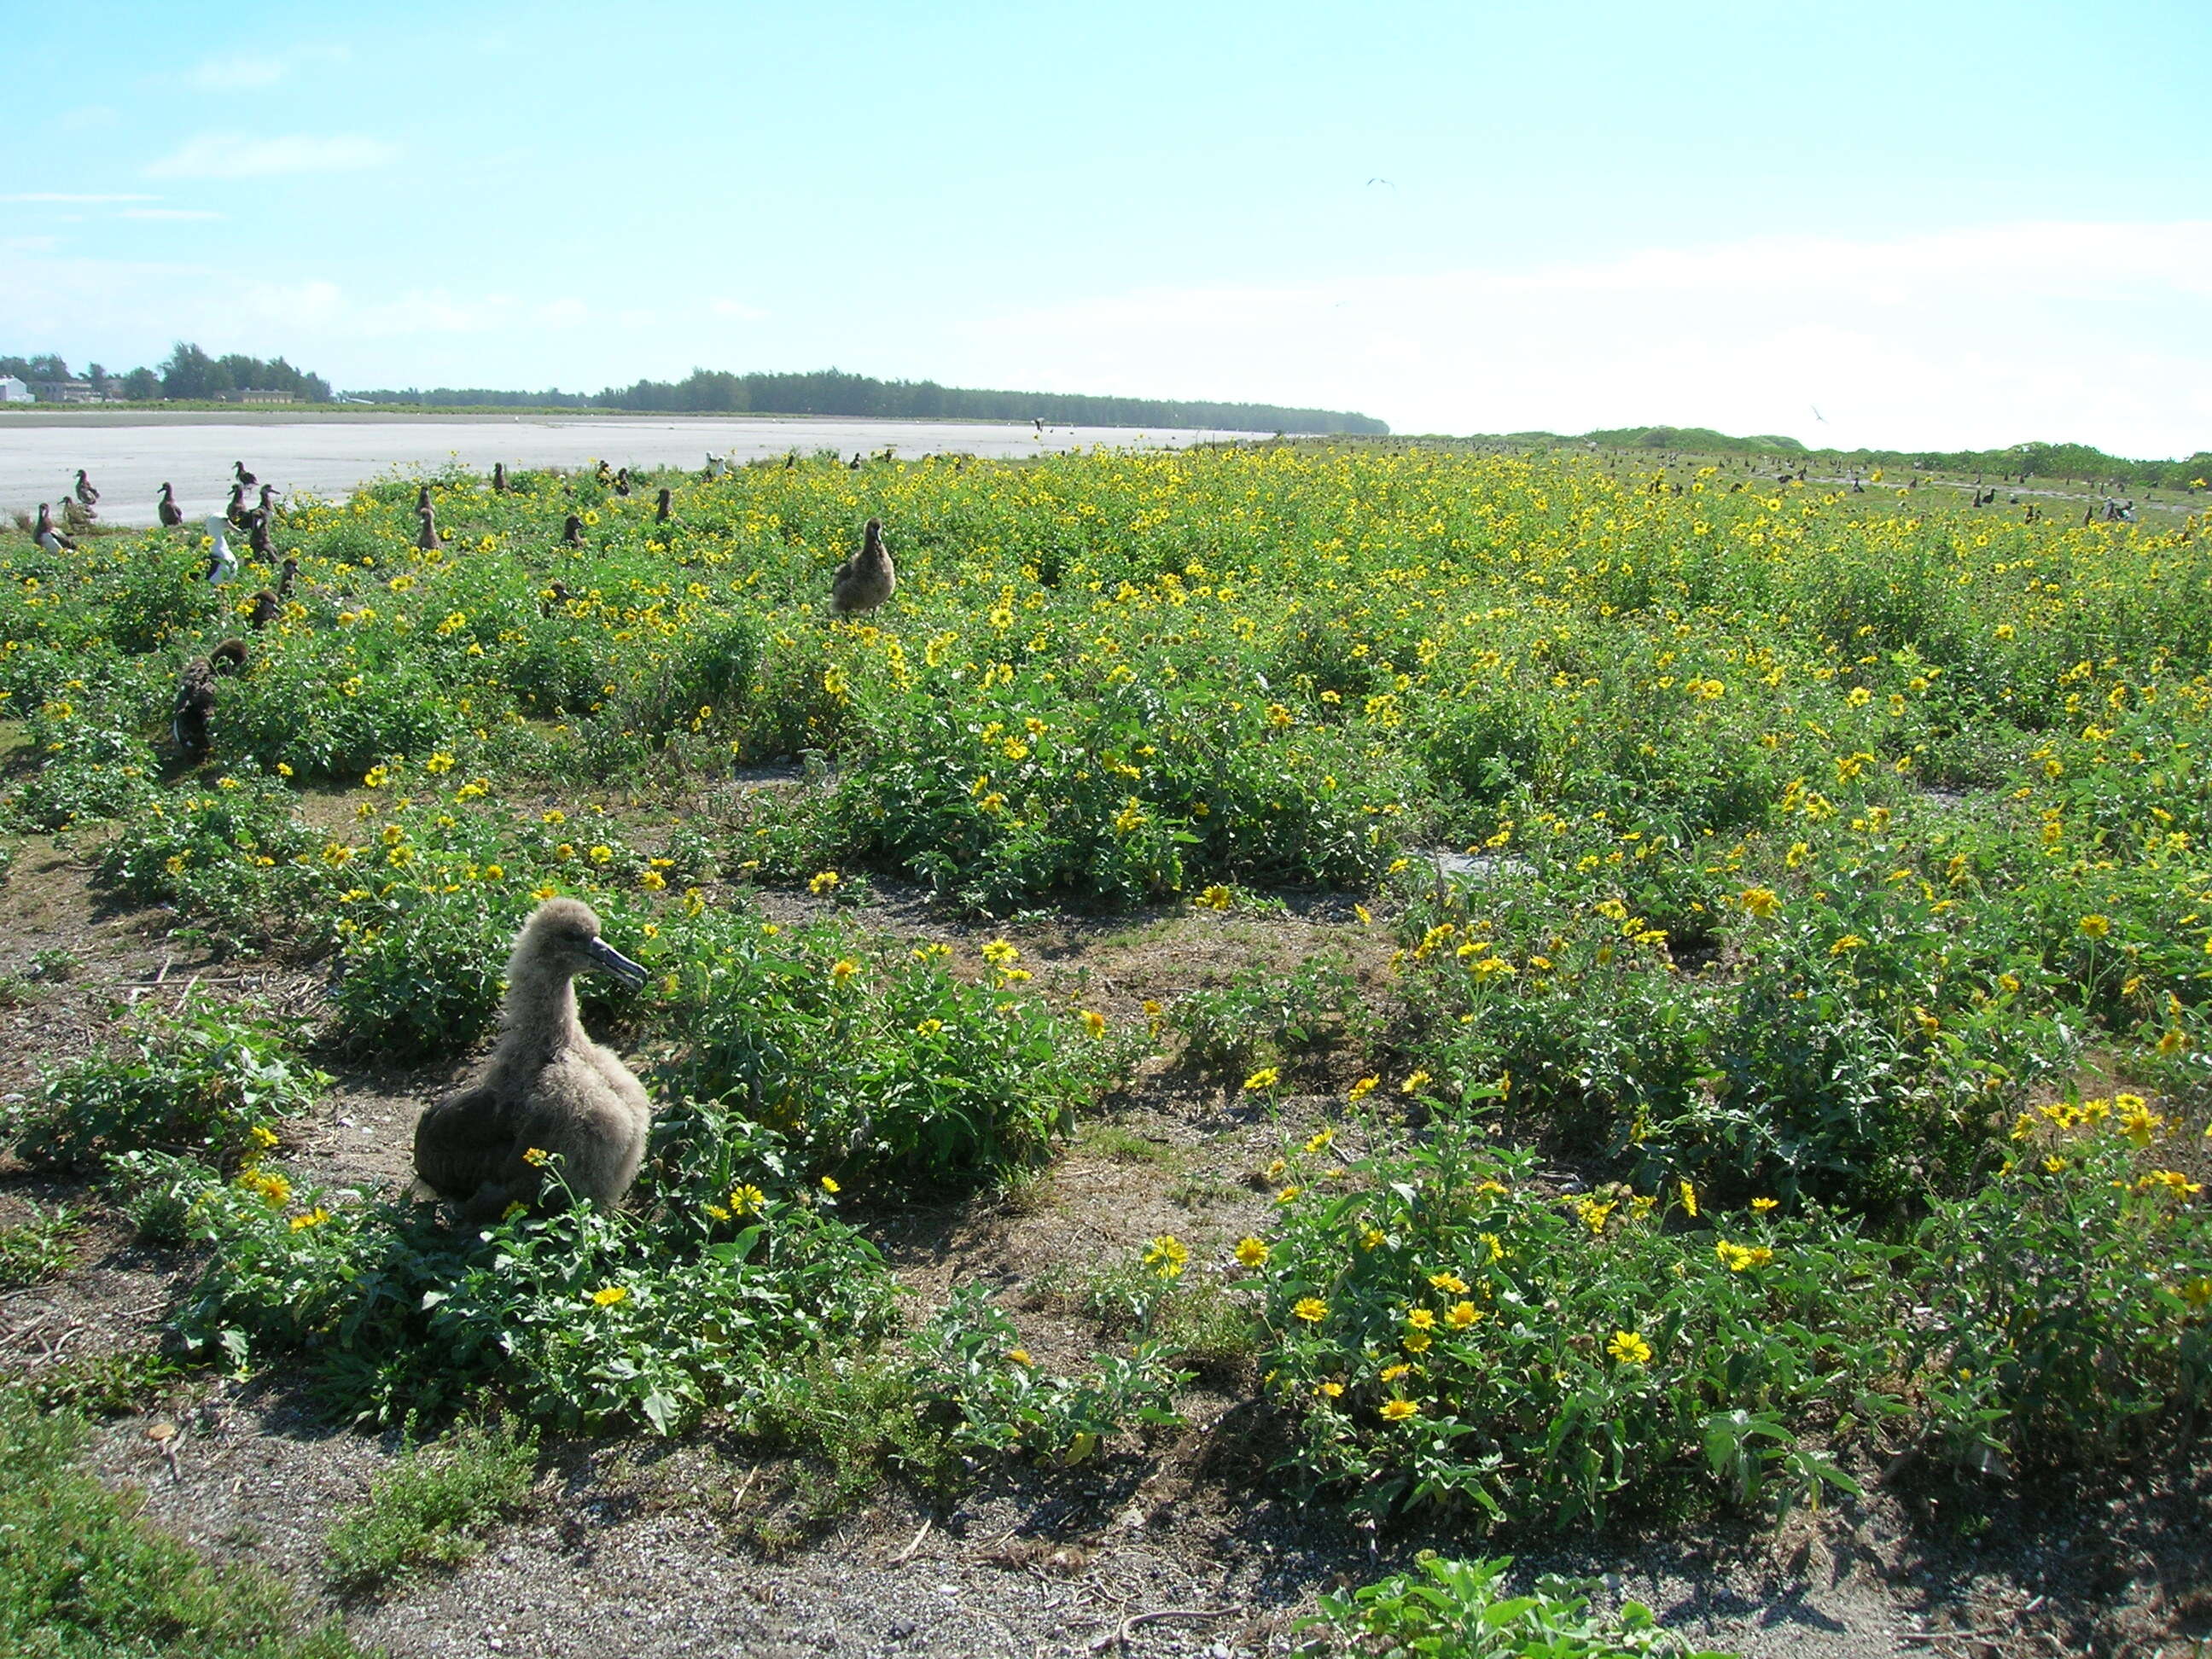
[2,440,2208,1537]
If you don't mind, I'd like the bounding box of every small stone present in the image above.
[147,1422,176,1441]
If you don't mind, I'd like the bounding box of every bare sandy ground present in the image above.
[0,412,1261,527]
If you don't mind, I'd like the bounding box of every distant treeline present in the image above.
[347,367,1388,434]
[1480,424,2209,492]
[1,343,331,403]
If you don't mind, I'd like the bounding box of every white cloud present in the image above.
[122,207,226,222]
[2,192,158,203]
[175,44,352,90]
[710,298,769,321]
[537,299,589,328]
[55,106,119,131]
[958,221,2212,457]
[145,133,397,179]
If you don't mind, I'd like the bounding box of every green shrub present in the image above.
[97,773,320,948]
[1249,1131,1891,1524]
[324,1418,539,1590]
[1307,1551,1738,1659]
[9,1003,329,1174]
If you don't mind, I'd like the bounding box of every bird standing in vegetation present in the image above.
[226,483,249,529]
[203,517,238,585]
[172,638,247,758]
[417,504,442,551]
[655,486,672,524]
[61,496,95,534]
[614,467,632,498]
[829,516,896,614]
[562,513,585,548]
[33,504,75,554]
[493,462,509,493]
[411,898,654,1222]
[157,482,183,528]
[73,469,99,510]
[247,557,296,631]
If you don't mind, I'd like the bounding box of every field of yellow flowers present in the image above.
[2,439,2209,1549]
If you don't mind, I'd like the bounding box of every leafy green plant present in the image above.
[1249,1130,1891,1525]
[1173,947,1376,1077]
[0,1202,84,1289]
[910,1284,1190,1466]
[9,1002,329,1173]
[324,1417,539,1590]
[0,1390,364,1658]
[1306,1551,1738,1658]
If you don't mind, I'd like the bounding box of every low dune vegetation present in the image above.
[1,439,2208,1646]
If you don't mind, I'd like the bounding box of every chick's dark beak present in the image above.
[585,936,651,989]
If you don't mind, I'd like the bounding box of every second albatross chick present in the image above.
[412,899,654,1222]
[829,516,895,614]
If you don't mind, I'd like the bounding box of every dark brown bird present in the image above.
[493,462,509,493]
[226,482,249,528]
[416,505,441,551]
[562,514,585,548]
[614,468,631,498]
[158,482,183,528]
[655,486,672,524]
[232,461,257,488]
[73,469,99,508]
[829,517,895,614]
[411,899,653,1222]
[172,639,248,758]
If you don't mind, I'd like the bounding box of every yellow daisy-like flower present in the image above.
[1292,1296,1328,1324]
[729,1184,766,1215]
[1400,1070,1431,1094]
[808,870,841,894]
[521,1147,551,1167]
[1379,1398,1419,1422]
[820,1176,841,1195]
[1348,1075,1378,1101]
[830,958,860,987]
[1679,1179,1698,1218]
[288,1208,330,1231]
[1446,1301,1481,1330]
[591,1286,629,1307]
[1750,1196,1778,1213]
[1080,1010,1107,1038]
[1379,1362,1412,1382]
[1405,1307,1437,1331]
[1607,1329,1652,1365]
[1306,1126,1334,1154]
[1428,1272,1467,1295]
[1143,1234,1190,1279]
[2077,914,2110,939]
[1277,1185,1301,1205]
[1402,1331,1432,1353]
[1005,1348,1033,1367]
[1243,1066,1280,1091]
[1319,1381,1345,1399]
[1235,1237,1271,1267]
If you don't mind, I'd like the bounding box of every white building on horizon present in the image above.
[0,375,32,403]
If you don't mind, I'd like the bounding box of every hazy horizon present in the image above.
[3,0,2205,457]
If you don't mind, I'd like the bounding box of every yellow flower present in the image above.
[1359,1227,1385,1251]
[1006,1348,1033,1367]
[981,939,1019,968]
[1196,883,1234,911]
[249,1124,281,1151]
[2078,914,2111,939]
[729,1184,766,1215]
[1319,1381,1344,1399]
[1428,1271,1467,1294]
[1400,1070,1431,1095]
[1714,1239,1773,1272]
[1378,1362,1412,1382]
[1235,1237,1271,1267]
[1306,1126,1335,1153]
[1750,1196,1778,1213]
[288,1208,329,1231]
[2120,1100,2163,1147]
[1608,1329,1652,1365]
[1379,1398,1419,1422]
[1277,1185,1301,1204]
[1738,886,1780,919]
[821,1175,841,1194]
[1402,1330,1433,1353]
[1446,1301,1481,1330]
[915,1017,944,1036]
[590,1285,629,1307]
[1292,1296,1328,1324]
[808,870,841,894]
[1679,1179,1698,1218]
[542,809,567,825]
[1406,1307,1437,1331]
[1143,1234,1190,1278]
[830,958,860,987]
[1348,1075,1378,1101]
[1243,1066,1280,1091]
[589,844,613,864]
[521,1147,551,1167]
[640,870,666,891]
[1080,1010,1107,1038]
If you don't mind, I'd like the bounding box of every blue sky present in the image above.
[4,0,2207,454]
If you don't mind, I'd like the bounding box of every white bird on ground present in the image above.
[204,516,238,585]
